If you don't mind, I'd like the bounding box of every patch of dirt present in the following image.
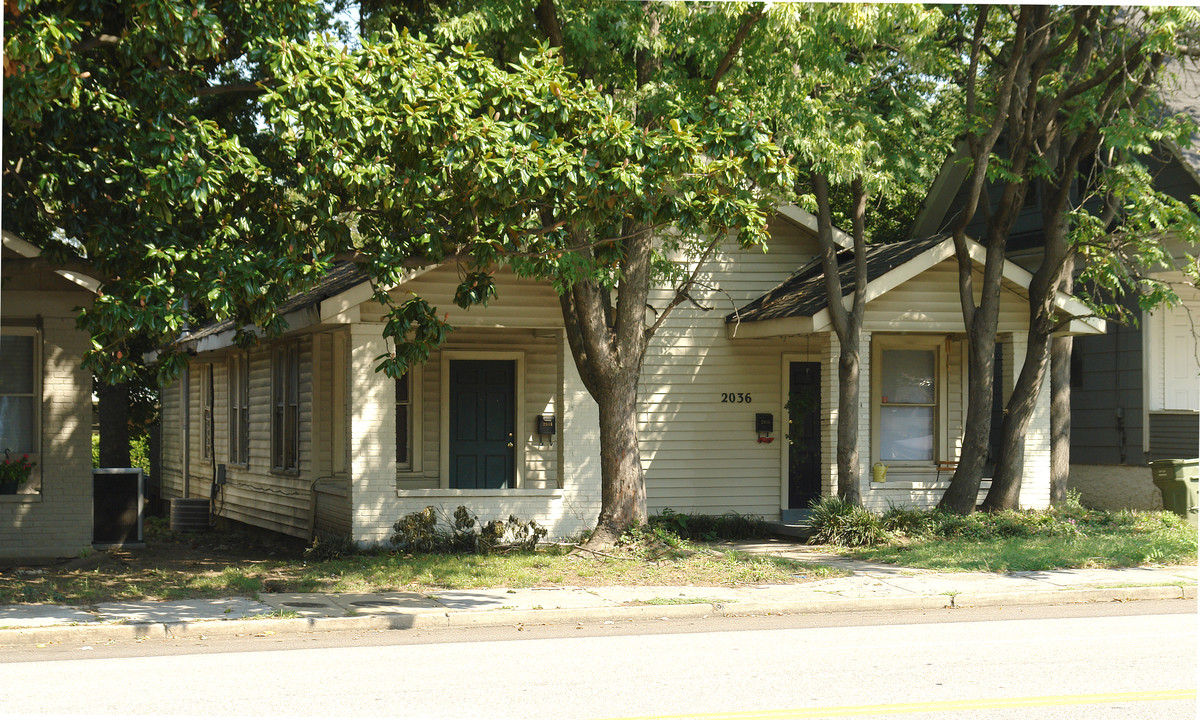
[0,517,309,604]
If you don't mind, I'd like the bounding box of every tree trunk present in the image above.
[812,172,867,508]
[836,335,863,506]
[981,326,1051,511]
[1049,334,1073,504]
[591,373,647,544]
[97,380,131,468]
[938,319,995,514]
[558,225,654,548]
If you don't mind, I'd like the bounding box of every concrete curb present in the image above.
[2,586,1193,647]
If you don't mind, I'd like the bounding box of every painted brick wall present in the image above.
[0,314,95,559]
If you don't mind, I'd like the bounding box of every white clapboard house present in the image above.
[157,207,1104,543]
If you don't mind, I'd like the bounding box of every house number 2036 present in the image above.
[721,392,752,403]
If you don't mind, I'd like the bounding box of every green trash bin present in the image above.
[1151,459,1199,528]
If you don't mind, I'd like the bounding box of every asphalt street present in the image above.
[1,602,1194,719]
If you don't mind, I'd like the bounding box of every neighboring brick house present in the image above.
[157,207,1101,544]
[1,232,98,560]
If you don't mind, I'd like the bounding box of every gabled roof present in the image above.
[174,203,844,354]
[179,261,369,346]
[728,235,947,324]
[1,230,102,294]
[726,235,1105,338]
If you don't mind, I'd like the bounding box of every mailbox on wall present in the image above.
[756,413,774,443]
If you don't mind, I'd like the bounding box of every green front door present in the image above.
[448,360,515,489]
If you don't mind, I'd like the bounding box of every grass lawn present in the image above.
[847,532,1197,572]
[0,526,845,606]
[812,495,1198,573]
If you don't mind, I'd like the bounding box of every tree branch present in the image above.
[535,0,565,48]
[645,234,723,338]
[195,82,266,98]
[707,4,767,95]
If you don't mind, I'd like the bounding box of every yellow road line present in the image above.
[596,689,1197,720]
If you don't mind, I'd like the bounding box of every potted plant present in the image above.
[0,450,35,494]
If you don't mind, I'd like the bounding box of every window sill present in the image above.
[870,477,993,490]
[0,493,41,503]
[396,488,563,498]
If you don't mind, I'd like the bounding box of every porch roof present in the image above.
[727,235,947,324]
[726,234,1106,338]
[174,261,370,352]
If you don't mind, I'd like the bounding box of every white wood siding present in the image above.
[640,217,822,517]
[360,265,563,328]
[1146,277,1200,413]
[214,339,317,537]
[861,263,1032,333]
[0,306,96,559]
[160,378,183,499]
[164,338,322,539]
[396,327,561,490]
[347,323,598,544]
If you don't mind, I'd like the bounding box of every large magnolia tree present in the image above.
[3,1,792,544]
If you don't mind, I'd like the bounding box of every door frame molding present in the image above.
[439,350,525,489]
[780,353,821,512]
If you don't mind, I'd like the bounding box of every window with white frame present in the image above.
[199,364,214,460]
[228,352,250,465]
[0,331,39,488]
[393,363,424,475]
[271,345,300,471]
[875,342,939,462]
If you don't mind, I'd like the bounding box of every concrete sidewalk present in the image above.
[1,540,1195,646]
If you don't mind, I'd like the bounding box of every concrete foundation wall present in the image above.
[1068,463,1161,512]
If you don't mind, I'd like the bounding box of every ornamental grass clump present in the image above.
[808,497,889,547]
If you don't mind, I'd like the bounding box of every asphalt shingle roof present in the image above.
[727,235,949,324]
[180,262,370,344]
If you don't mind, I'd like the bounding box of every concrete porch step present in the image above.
[763,520,814,541]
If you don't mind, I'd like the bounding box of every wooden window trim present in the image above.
[395,365,423,475]
[0,328,41,495]
[871,336,946,466]
[271,344,301,472]
[228,352,250,466]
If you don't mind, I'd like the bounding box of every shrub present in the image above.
[647,509,767,542]
[389,506,546,554]
[808,497,888,547]
[880,505,937,538]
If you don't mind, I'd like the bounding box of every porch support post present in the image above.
[997,332,1017,509]
[1019,336,1052,508]
[997,332,1050,507]
[856,329,872,503]
[348,323,394,542]
[822,334,838,499]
